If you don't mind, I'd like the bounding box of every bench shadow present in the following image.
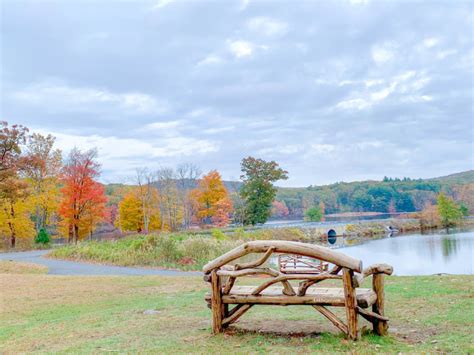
[228,319,340,337]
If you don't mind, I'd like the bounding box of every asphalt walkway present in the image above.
[0,250,199,276]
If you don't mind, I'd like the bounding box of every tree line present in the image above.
[0,122,287,248]
[274,174,473,219]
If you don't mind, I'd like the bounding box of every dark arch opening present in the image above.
[327,229,337,244]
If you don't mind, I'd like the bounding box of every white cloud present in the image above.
[436,49,457,59]
[11,80,168,115]
[334,71,431,111]
[227,40,269,59]
[238,0,250,11]
[197,54,222,66]
[203,126,235,134]
[36,129,219,178]
[422,37,440,48]
[228,40,254,58]
[246,17,288,36]
[151,0,176,10]
[143,120,182,130]
[371,43,396,64]
[310,144,336,154]
[335,98,371,110]
[258,144,302,156]
[349,0,371,5]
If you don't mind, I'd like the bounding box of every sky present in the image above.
[1,0,473,187]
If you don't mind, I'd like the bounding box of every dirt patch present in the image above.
[388,324,439,344]
[230,319,342,337]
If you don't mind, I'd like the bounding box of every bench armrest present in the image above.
[352,264,393,288]
[363,264,393,278]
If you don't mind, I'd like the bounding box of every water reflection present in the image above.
[332,230,474,275]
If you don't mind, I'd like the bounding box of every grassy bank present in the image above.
[48,220,472,271]
[47,228,316,270]
[0,273,472,353]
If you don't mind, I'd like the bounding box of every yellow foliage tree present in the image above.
[0,182,35,247]
[118,188,161,233]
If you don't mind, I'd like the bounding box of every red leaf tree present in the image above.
[58,148,107,243]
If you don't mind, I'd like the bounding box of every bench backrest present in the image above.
[203,240,362,274]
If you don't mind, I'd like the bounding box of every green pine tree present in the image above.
[35,228,50,245]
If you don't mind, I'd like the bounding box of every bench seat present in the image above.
[206,286,377,308]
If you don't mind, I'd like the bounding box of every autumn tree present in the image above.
[271,200,289,218]
[118,188,160,233]
[135,168,160,233]
[191,170,233,227]
[58,148,107,243]
[0,178,34,248]
[176,163,201,228]
[239,157,288,225]
[419,202,440,228]
[0,122,32,247]
[156,167,182,231]
[24,133,62,232]
[0,121,28,184]
[437,192,463,227]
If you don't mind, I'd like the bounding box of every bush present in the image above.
[211,228,227,241]
[304,206,323,222]
[34,229,50,245]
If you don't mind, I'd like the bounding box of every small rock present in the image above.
[431,340,438,344]
[143,309,161,315]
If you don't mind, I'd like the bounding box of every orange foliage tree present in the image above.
[58,148,107,243]
[190,170,233,227]
[271,200,289,218]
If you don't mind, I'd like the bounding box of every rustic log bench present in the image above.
[203,240,393,340]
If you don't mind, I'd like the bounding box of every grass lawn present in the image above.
[0,272,473,353]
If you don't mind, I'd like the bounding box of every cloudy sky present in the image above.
[1,0,472,186]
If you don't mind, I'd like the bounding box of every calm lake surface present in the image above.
[338,230,474,276]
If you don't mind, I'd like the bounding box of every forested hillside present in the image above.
[274,171,473,218]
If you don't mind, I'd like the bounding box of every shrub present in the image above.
[211,228,227,241]
[304,206,323,222]
[34,229,50,245]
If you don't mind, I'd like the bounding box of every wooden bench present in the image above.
[203,240,393,340]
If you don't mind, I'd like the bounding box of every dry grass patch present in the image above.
[0,261,48,275]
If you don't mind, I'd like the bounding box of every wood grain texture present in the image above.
[343,268,359,340]
[372,273,388,335]
[211,270,224,333]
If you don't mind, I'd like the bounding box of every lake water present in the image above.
[337,230,474,276]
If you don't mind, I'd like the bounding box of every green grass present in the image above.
[0,274,472,353]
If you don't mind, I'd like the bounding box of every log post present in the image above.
[211,269,224,333]
[372,273,387,335]
[342,268,358,340]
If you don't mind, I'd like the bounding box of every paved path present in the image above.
[0,250,199,276]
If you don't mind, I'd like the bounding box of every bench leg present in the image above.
[343,269,359,340]
[211,270,224,333]
[372,274,388,335]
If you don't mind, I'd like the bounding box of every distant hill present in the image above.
[428,170,474,185]
[274,170,473,218]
